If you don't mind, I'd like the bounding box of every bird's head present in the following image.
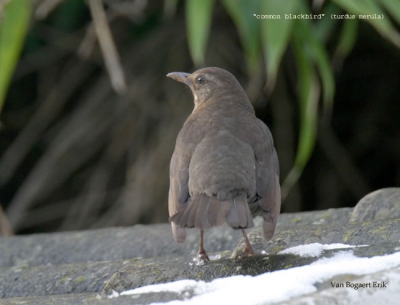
[167,67,249,112]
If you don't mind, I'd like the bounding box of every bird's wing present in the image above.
[168,148,189,216]
[253,119,281,240]
[168,149,188,243]
[168,116,205,243]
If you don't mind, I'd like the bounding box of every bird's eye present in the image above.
[196,76,205,84]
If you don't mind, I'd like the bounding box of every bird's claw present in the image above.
[197,251,210,262]
[242,246,255,257]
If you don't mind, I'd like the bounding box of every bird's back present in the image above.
[185,103,259,201]
[170,100,265,235]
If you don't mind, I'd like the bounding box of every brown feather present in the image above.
[171,222,186,244]
[194,194,211,229]
[186,196,199,227]
[225,194,254,229]
[217,200,232,226]
[258,175,281,240]
[205,196,220,226]
[207,197,231,226]
[174,203,191,227]
[226,198,239,228]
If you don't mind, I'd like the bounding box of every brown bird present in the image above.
[167,67,280,260]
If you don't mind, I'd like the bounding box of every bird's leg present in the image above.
[241,229,255,257]
[198,230,210,261]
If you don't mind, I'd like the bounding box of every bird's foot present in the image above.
[242,245,255,257]
[197,249,210,262]
[236,228,255,258]
[196,230,210,262]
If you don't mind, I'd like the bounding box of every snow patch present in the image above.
[278,243,368,257]
[118,244,400,305]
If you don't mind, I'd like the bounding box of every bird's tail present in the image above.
[170,193,254,230]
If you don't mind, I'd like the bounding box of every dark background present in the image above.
[0,0,399,234]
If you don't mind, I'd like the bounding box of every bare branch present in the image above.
[0,204,13,236]
[35,0,65,19]
[88,0,127,94]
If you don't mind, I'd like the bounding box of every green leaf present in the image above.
[294,0,335,113]
[260,0,298,90]
[293,33,320,168]
[313,2,342,44]
[282,31,320,198]
[0,0,31,114]
[221,0,261,74]
[186,0,215,66]
[335,18,359,59]
[333,0,400,48]
[299,21,335,114]
[379,0,400,26]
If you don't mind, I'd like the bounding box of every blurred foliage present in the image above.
[176,0,400,198]
[186,0,215,66]
[0,0,400,234]
[0,0,31,114]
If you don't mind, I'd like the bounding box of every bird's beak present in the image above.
[167,72,191,86]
